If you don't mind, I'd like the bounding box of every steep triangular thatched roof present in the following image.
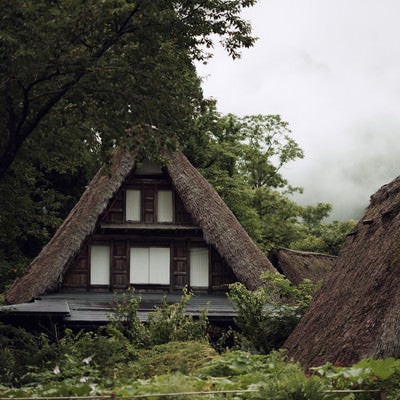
[284,175,400,368]
[269,247,336,286]
[6,150,275,305]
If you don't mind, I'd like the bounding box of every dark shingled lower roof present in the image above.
[1,292,236,323]
[6,150,275,304]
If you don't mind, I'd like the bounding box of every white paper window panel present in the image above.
[149,247,170,284]
[157,190,173,223]
[126,189,141,222]
[130,247,149,284]
[90,245,110,285]
[190,247,209,287]
[130,247,170,284]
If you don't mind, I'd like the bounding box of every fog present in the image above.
[196,1,400,220]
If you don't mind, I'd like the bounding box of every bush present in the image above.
[108,288,151,348]
[147,289,208,345]
[134,341,217,378]
[0,323,56,386]
[109,287,209,348]
[311,358,400,400]
[227,272,316,353]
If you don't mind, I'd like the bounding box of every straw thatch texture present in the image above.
[165,152,276,290]
[269,247,336,286]
[6,149,138,304]
[6,149,274,304]
[284,175,400,367]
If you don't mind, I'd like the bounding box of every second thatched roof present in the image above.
[268,247,336,286]
[6,150,276,305]
[284,175,400,367]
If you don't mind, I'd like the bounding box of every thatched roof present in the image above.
[166,152,275,289]
[6,150,275,304]
[268,247,336,286]
[284,175,400,367]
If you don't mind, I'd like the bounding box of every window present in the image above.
[125,188,174,224]
[90,245,110,285]
[130,247,170,284]
[157,190,173,222]
[126,189,141,222]
[190,247,209,287]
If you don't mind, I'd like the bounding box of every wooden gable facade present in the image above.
[5,150,276,311]
[61,161,236,293]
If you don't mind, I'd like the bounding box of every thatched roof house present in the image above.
[6,149,275,308]
[284,175,400,367]
[268,247,336,286]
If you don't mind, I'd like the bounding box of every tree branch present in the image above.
[0,3,143,180]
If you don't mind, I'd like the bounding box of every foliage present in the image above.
[108,288,151,348]
[147,289,209,345]
[227,272,316,353]
[134,341,217,379]
[0,323,57,386]
[0,133,100,291]
[108,287,209,348]
[186,109,353,254]
[187,111,305,250]
[0,0,258,179]
[310,358,400,399]
[0,0,260,285]
[291,204,356,255]
[3,329,400,400]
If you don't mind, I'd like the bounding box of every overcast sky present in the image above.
[196,1,400,221]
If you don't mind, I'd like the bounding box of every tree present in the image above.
[0,128,100,292]
[228,272,315,353]
[186,110,306,249]
[290,204,356,255]
[185,108,354,254]
[0,0,257,179]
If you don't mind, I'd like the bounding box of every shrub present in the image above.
[228,272,316,353]
[134,341,217,378]
[108,288,151,348]
[109,287,209,348]
[147,288,209,345]
[0,323,56,386]
[312,358,400,400]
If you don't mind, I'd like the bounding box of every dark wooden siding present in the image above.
[63,245,89,288]
[100,174,194,226]
[62,173,236,292]
[211,248,236,290]
[62,239,236,292]
[111,240,128,288]
[103,192,124,224]
[175,195,193,224]
[142,187,155,223]
[172,242,188,289]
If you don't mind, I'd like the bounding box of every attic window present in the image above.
[126,189,141,222]
[157,190,173,223]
